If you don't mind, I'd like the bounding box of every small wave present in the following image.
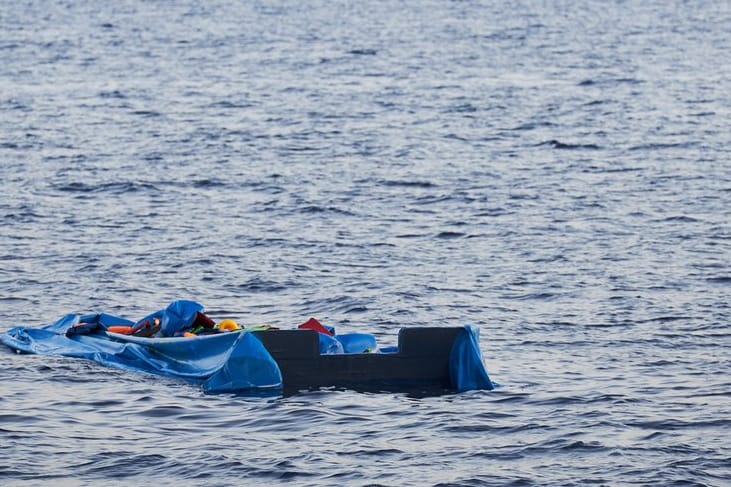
[232,277,292,293]
[378,179,437,188]
[637,315,694,323]
[435,231,466,239]
[75,452,171,477]
[539,139,601,150]
[191,178,228,188]
[0,413,45,423]
[135,405,188,419]
[414,195,453,205]
[343,305,368,314]
[143,152,164,161]
[348,48,378,56]
[1,98,32,111]
[511,121,556,131]
[298,205,357,216]
[527,395,592,406]
[0,296,34,304]
[282,145,320,153]
[527,254,568,263]
[629,142,699,151]
[657,215,703,223]
[2,205,43,223]
[475,208,511,217]
[130,110,162,118]
[346,447,403,456]
[692,111,716,118]
[706,276,731,284]
[580,165,644,174]
[448,103,478,113]
[628,418,730,430]
[299,295,372,315]
[578,77,643,86]
[511,292,558,301]
[53,181,160,194]
[207,100,254,109]
[98,90,127,99]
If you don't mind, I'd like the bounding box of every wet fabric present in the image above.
[1,311,282,392]
[134,299,204,337]
[449,326,495,392]
[336,333,378,353]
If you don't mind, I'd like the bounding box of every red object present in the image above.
[193,312,216,329]
[297,317,333,336]
[107,325,133,334]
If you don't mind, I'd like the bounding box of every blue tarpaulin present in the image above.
[449,326,495,391]
[1,309,282,392]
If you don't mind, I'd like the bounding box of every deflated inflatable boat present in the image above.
[1,300,495,394]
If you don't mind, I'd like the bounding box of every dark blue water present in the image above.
[1,0,730,485]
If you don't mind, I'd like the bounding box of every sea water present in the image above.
[1,1,729,485]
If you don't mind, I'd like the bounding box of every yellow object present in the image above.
[217,319,240,331]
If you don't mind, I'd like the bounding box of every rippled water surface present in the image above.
[1,1,730,485]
